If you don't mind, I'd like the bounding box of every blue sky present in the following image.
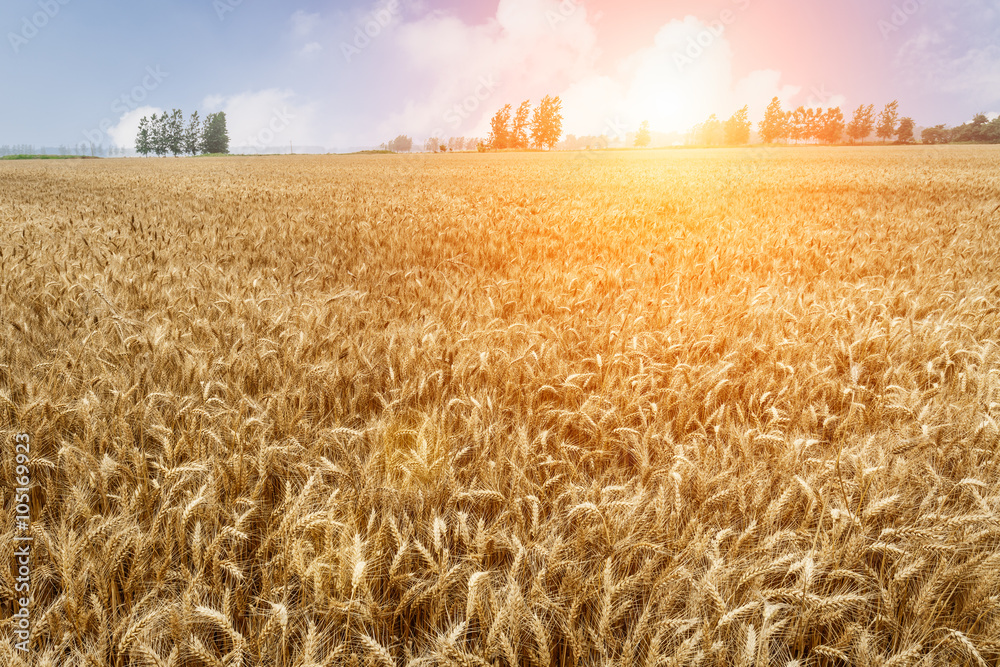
[2,0,997,150]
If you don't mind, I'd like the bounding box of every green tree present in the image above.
[184,111,202,155]
[896,117,915,143]
[512,100,532,149]
[168,109,185,156]
[487,104,513,149]
[921,125,950,144]
[723,106,750,145]
[634,120,651,148]
[952,113,991,142]
[985,116,1000,143]
[202,112,230,154]
[530,95,563,149]
[150,112,169,156]
[759,97,788,144]
[876,100,899,143]
[136,116,152,156]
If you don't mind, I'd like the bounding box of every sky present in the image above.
[1,0,997,151]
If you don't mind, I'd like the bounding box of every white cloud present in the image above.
[377,0,598,139]
[195,1,816,148]
[374,3,808,141]
[299,41,323,56]
[107,106,163,149]
[553,16,804,136]
[290,10,321,36]
[894,9,1000,110]
[201,89,321,150]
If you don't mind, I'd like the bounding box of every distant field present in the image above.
[2,147,999,666]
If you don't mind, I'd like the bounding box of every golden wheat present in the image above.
[1,146,999,665]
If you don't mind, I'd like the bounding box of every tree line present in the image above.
[379,97,999,154]
[755,99,909,144]
[135,110,230,156]
[379,136,485,153]
[685,106,757,146]
[1,145,130,157]
[484,96,564,150]
[379,94,565,154]
[688,98,1000,146]
[921,114,1000,144]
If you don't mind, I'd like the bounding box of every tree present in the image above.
[167,109,185,156]
[530,95,563,149]
[699,115,724,145]
[388,135,413,152]
[487,104,513,149]
[423,137,441,152]
[202,112,230,154]
[952,113,992,142]
[921,125,949,144]
[847,104,875,144]
[759,97,788,144]
[136,116,151,156]
[149,112,169,156]
[876,100,899,143]
[723,106,750,145]
[806,108,823,142]
[985,117,1000,143]
[512,101,532,149]
[818,107,845,144]
[185,111,202,155]
[897,117,915,143]
[790,106,809,143]
[634,120,651,148]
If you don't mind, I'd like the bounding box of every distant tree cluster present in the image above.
[445,137,481,152]
[921,113,1000,144]
[634,121,652,148]
[484,96,563,150]
[135,110,229,156]
[382,135,413,152]
[560,134,612,151]
[689,106,754,146]
[1,144,40,156]
[687,98,1000,147]
[379,136,482,153]
[0,144,128,157]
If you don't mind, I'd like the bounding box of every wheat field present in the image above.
[1,146,999,666]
